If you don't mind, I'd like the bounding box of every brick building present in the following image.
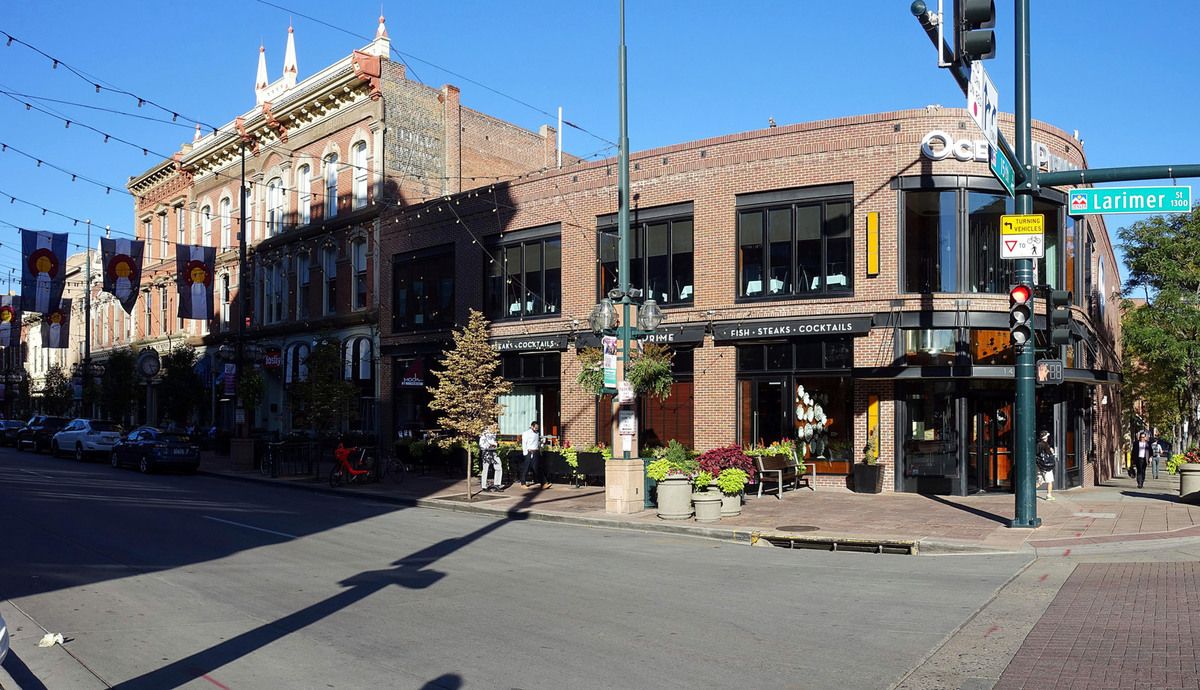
[106,18,560,434]
[380,107,1123,495]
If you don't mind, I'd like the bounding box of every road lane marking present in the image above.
[18,468,53,478]
[203,516,297,539]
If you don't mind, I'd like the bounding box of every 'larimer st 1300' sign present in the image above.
[713,316,873,341]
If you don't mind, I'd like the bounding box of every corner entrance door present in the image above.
[741,377,789,447]
[967,396,1014,493]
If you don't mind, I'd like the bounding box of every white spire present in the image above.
[367,15,391,58]
[193,123,201,143]
[376,15,389,40]
[256,44,268,89]
[283,25,298,77]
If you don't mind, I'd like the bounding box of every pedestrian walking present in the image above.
[479,424,503,492]
[1150,434,1166,480]
[1131,430,1152,489]
[1036,430,1057,501]
[519,421,549,489]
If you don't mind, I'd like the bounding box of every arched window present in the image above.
[267,177,283,235]
[352,141,368,209]
[296,250,311,318]
[343,337,373,381]
[201,205,212,246]
[324,154,338,218]
[322,245,337,315]
[351,237,368,309]
[296,164,311,225]
[219,197,232,249]
[286,342,311,384]
[220,273,231,331]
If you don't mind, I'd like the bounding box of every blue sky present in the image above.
[0,0,1196,286]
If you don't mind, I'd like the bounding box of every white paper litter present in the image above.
[37,632,64,647]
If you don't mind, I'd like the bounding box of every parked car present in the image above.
[1,609,7,665]
[0,419,25,447]
[52,419,125,461]
[16,415,71,453]
[111,427,201,474]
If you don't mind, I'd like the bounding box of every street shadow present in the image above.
[421,674,463,689]
[1,649,50,690]
[109,488,540,689]
[1120,490,1181,503]
[921,493,1011,525]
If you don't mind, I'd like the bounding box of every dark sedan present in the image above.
[0,420,24,447]
[111,427,200,474]
[16,416,70,453]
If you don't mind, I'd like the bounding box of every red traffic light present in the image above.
[1009,284,1032,304]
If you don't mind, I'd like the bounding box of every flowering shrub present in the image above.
[1167,449,1200,475]
[698,444,757,483]
[645,440,699,481]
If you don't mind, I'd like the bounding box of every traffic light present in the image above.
[1009,283,1033,349]
[1048,289,1072,346]
[955,0,996,62]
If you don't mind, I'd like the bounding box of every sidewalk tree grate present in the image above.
[751,531,918,555]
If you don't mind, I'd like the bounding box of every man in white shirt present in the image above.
[520,421,549,489]
[1132,430,1152,489]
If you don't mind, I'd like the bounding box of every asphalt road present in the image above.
[1,447,1032,689]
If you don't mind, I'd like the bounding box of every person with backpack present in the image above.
[1036,430,1057,501]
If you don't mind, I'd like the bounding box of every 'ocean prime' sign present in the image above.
[713,316,873,341]
[921,130,1079,173]
[1067,186,1192,215]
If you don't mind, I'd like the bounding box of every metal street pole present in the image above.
[616,0,635,460]
[236,143,248,436]
[84,219,92,416]
[1010,0,1040,528]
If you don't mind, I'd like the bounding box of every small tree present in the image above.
[289,339,358,436]
[40,364,74,416]
[427,310,512,500]
[100,347,139,424]
[160,345,203,427]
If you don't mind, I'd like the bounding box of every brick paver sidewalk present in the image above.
[994,562,1200,689]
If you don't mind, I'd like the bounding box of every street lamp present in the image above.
[590,286,664,460]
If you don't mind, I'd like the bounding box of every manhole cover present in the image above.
[775,525,819,533]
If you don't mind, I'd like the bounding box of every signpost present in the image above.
[990,145,1016,197]
[1000,213,1044,259]
[1067,186,1192,215]
[967,62,999,148]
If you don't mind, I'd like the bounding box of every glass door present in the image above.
[739,377,789,447]
[968,395,1013,492]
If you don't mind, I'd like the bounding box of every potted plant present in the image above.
[691,470,722,523]
[575,443,608,485]
[575,347,605,396]
[699,444,757,516]
[1172,448,1200,504]
[645,440,697,520]
[853,437,884,494]
[625,342,674,399]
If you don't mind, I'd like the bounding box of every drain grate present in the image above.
[751,531,919,555]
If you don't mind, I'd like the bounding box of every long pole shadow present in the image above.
[921,493,1012,526]
[112,490,541,689]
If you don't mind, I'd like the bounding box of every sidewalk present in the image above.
[198,452,1200,555]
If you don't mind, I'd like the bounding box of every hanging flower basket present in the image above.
[575,347,605,396]
[626,342,674,400]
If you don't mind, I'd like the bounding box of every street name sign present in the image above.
[1000,213,1044,259]
[967,62,1000,149]
[990,145,1015,198]
[1067,186,1192,215]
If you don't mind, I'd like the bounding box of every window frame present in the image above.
[392,243,456,332]
[351,238,368,310]
[324,154,338,219]
[266,177,284,236]
[322,246,338,315]
[352,141,369,209]
[296,164,312,226]
[219,197,232,250]
[596,203,694,306]
[484,225,562,321]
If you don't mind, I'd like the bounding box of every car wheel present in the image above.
[139,457,152,474]
[75,444,85,462]
[111,453,120,468]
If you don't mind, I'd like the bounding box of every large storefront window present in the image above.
[598,205,693,305]
[904,190,957,293]
[498,352,561,440]
[393,355,437,434]
[393,244,455,331]
[485,233,561,320]
[902,184,1067,295]
[736,338,853,474]
[737,198,852,298]
[904,329,957,365]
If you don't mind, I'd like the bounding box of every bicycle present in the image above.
[329,445,377,487]
[261,442,282,477]
[379,454,407,484]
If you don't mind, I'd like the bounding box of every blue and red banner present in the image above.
[21,230,68,315]
[0,295,21,348]
[176,244,215,321]
[41,298,71,349]
[101,237,145,314]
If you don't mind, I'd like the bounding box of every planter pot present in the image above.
[1179,463,1200,505]
[852,463,884,494]
[720,491,743,517]
[692,490,723,523]
[654,476,694,520]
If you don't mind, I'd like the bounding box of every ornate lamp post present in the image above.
[589,288,664,459]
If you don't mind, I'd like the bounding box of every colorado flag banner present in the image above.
[101,237,145,314]
[177,244,215,321]
[42,298,71,349]
[21,229,68,314]
[0,295,21,348]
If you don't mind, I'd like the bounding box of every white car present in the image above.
[1,610,8,664]
[51,419,125,461]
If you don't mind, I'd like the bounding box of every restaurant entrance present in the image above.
[966,392,1013,493]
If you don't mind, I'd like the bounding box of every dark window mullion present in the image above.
[820,201,829,294]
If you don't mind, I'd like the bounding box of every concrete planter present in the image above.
[720,491,743,517]
[692,490,723,523]
[655,476,694,520]
[1179,463,1200,505]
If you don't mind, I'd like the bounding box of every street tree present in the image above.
[427,309,511,499]
[99,347,139,425]
[160,345,203,427]
[40,364,74,415]
[1119,204,1200,447]
[289,338,358,436]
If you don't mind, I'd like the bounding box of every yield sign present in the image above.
[1005,239,1018,252]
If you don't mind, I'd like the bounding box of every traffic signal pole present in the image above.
[1010,0,1039,527]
